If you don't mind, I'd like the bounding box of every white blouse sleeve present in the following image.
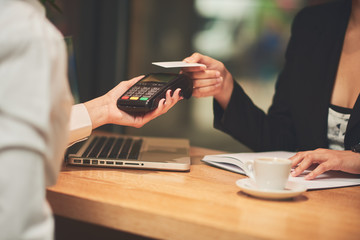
[68,104,93,146]
[0,0,73,239]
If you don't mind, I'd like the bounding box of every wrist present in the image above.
[83,95,110,129]
[214,70,234,109]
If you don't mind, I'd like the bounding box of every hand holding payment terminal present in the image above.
[117,73,193,113]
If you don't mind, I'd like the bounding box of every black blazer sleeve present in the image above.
[213,0,355,152]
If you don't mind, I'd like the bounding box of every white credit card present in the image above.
[152,61,206,68]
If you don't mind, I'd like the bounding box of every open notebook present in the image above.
[202,151,360,190]
[64,37,190,171]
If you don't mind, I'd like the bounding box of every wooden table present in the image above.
[47,146,360,240]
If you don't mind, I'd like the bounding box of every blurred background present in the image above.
[48,0,333,153]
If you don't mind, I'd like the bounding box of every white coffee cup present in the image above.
[243,157,292,190]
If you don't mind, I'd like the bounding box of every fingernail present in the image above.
[216,71,220,77]
[217,77,223,83]
[305,172,313,180]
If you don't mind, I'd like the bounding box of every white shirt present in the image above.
[0,0,92,239]
[327,107,351,150]
[69,104,92,145]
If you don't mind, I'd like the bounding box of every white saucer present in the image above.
[236,178,307,200]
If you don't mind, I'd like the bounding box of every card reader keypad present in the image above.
[120,83,164,101]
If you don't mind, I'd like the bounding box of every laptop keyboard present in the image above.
[82,136,143,160]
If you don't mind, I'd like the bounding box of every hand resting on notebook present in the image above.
[83,75,183,129]
[290,149,360,180]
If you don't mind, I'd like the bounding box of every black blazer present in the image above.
[213,0,360,152]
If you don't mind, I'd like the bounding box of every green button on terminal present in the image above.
[140,97,148,101]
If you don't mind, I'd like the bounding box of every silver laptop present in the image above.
[64,37,190,171]
[66,132,190,171]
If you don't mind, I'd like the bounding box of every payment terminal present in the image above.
[117,73,193,113]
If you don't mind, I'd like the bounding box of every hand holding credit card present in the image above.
[152,61,206,68]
